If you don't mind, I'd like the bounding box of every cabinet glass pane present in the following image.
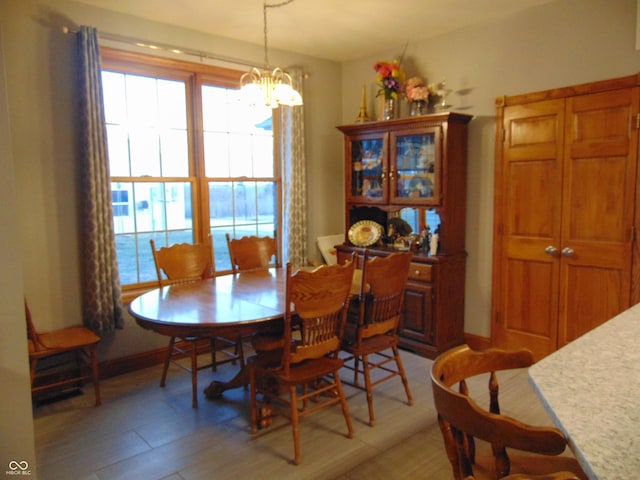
[394,133,436,199]
[351,138,384,198]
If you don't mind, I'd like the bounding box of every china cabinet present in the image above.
[336,113,472,358]
[492,74,640,360]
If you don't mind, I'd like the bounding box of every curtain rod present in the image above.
[61,26,256,69]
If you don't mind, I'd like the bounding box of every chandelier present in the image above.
[240,0,303,108]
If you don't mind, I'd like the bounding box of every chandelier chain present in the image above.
[263,0,295,68]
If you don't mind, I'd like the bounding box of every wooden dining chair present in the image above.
[150,238,243,408]
[25,300,101,406]
[431,344,586,480]
[340,250,413,426]
[226,232,280,273]
[249,260,356,465]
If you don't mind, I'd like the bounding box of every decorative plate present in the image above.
[348,220,383,247]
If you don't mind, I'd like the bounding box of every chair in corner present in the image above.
[150,238,243,408]
[25,299,101,406]
[340,250,414,426]
[431,344,586,480]
[249,260,356,465]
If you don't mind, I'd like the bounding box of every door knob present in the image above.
[561,247,575,257]
[544,246,558,256]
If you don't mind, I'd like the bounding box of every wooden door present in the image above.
[493,87,638,359]
[492,99,565,358]
[558,88,638,345]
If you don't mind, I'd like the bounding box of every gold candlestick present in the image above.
[355,84,369,123]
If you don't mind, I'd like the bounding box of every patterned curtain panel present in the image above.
[77,26,124,334]
[278,68,307,267]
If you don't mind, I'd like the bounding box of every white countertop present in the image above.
[529,303,640,480]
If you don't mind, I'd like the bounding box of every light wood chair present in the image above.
[249,261,356,465]
[25,300,101,406]
[226,232,279,273]
[150,238,243,408]
[340,251,413,426]
[432,344,585,480]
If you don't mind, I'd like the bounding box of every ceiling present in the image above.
[75,0,556,62]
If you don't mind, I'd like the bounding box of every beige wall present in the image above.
[0,21,37,475]
[342,0,640,337]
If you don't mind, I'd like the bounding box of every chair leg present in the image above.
[160,337,176,387]
[210,337,217,372]
[29,358,38,389]
[90,346,101,406]
[190,340,198,408]
[392,345,413,406]
[249,364,258,433]
[289,384,301,465]
[362,353,375,426]
[334,371,354,439]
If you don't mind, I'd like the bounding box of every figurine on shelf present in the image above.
[420,225,432,252]
[429,226,440,256]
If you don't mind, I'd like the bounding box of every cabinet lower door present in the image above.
[400,280,434,346]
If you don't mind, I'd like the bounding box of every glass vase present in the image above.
[410,100,428,117]
[383,97,396,120]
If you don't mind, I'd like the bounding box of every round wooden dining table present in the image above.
[129,268,287,339]
[129,268,288,399]
[129,266,362,399]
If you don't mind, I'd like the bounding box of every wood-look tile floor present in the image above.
[32,350,569,480]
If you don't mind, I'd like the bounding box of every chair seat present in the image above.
[342,332,396,356]
[273,357,345,385]
[32,327,100,352]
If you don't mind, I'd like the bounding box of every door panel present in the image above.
[493,99,564,358]
[558,89,638,346]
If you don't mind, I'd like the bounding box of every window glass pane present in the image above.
[252,132,274,177]
[102,71,126,124]
[209,182,233,226]
[126,75,159,126]
[203,131,230,177]
[256,181,276,225]
[160,129,189,177]
[202,86,229,131]
[129,127,161,177]
[106,125,131,176]
[228,133,252,177]
[234,181,257,225]
[157,79,187,129]
[163,182,193,231]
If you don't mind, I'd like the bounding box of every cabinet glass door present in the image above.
[390,127,441,205]
[347,132,388,204]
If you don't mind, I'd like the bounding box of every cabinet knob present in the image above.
[414,270,421,276]
[544,245,558,256]
[561,247,575,257]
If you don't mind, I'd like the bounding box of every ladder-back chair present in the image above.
[150,238,243,408]
[340,250,413,426]
[226,232,279,273]
[249,261,356,465]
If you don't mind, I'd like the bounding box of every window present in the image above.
[101,49,280,290]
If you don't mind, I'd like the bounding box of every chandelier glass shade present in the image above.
[240,67,302,108]
[240,0,303,109]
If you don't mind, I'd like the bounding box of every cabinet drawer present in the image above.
[408,263,432,282]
